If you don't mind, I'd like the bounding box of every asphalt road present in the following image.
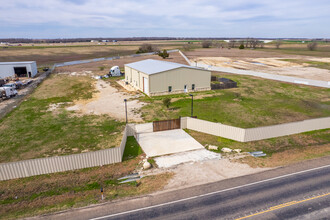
[92,165,330,220]
[37,157,330,220]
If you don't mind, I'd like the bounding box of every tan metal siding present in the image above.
[125,66,149,93]
[149,67,211,94]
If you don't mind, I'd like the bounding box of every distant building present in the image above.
[125,59,211,96]
[0,61,38,78]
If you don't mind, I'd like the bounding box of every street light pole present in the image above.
[124,99,128,124]
[189,94,193,117]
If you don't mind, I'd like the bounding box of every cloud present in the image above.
[0,0,329,38]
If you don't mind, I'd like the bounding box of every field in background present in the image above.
[0,40,195,66]
[54,51,189,75]
[140,72,330,128]
[262,42,330,57]
[0,74,124,163]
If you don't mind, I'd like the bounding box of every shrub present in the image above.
[202,40,212,48]
[239,44,245,49]
[163,97,171,108]
[182,44,192,51]
[158,49,169,59]
[136,44,158,54]
[98,66,105,71]
[307,42,317,51]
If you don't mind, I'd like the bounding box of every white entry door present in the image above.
[143,77,149,94]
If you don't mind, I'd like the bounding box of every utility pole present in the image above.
[124,99,128,124]
[189,94,194,117]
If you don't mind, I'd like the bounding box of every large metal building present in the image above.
[124,59,211,96]
[0,61,38,79]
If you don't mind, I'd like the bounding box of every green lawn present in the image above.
[0,74,124,163]
[186,128,330,167]
[140,73,330,128]
[123,136,143,161]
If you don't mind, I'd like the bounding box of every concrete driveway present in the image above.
[137,129,204,157]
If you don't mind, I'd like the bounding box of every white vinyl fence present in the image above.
[182,117,330,142]
[0,124,136,181]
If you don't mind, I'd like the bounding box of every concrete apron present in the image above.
[136,128,204,157]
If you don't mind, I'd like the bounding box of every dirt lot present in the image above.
[67,80,145,122]
[185,48,330,81]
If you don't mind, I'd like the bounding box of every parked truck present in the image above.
[0,87,18,99]
[108,66,122,76]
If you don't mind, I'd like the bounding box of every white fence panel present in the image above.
[184,117,330,143]
[0,124,136,181]
[244,117,330,142]
[185,117,246,142]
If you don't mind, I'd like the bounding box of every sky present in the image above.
[0,0,329,39]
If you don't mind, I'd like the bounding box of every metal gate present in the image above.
[153,118,181,132]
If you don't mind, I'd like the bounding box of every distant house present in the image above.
[124,59,211,96]
[0,61,38,78]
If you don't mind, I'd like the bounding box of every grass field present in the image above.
[186,129,330,167]
[0,136,171,220]
[281,59,330,70]
[0,74,125,163]
[261,43,330,57]
[140,73,330,128]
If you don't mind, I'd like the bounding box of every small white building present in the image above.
[0,61,38,79]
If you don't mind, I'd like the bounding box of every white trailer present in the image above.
[109,66,122,76]
[0,87,17,99]
[0,61,38,79]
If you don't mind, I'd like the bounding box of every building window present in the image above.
[192,84,195,90]
[168,86,172,92]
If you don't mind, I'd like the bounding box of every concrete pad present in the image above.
[137,129,204,157]
[155,149,221,168]
[135,123,153,133]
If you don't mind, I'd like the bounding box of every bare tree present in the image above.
[213,41,221,49]
[228,40,236,48]
[275,40,282,49]
[307,41,318,51]
[182,44,192,51]
[260,41,264,48]
[136,43,158,53]
[245,38,250,48]
[250,38,260,49]
[202,40,212,48]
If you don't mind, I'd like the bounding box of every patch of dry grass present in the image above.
[186,129,330,168]
[0,156,173,220]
